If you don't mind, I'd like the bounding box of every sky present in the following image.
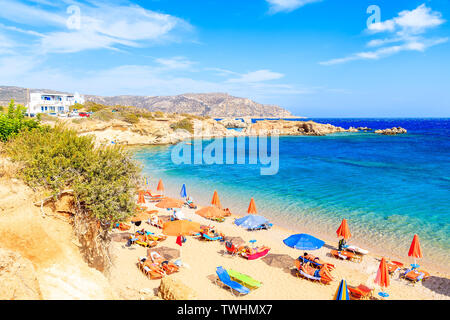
[0,0,449,117]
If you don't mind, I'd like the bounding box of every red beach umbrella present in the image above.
[408,234,423,267]
[374,257,390,289]
[157,179,164,192]
[336,219,351,240]
[247,198,257,214]
[211,190,221,208]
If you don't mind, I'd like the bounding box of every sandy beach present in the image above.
[108,195,450,300]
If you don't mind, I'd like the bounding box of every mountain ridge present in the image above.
[0,86,293,117]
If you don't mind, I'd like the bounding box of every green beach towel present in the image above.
[228,269,262,289]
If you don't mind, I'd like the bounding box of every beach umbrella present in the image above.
[129,211,152,223]
[162,220,201,237]
[196,206,226,219]
[234,215,269,230]
[211,190,221,208]
[333,279,350,300]
[137,190,146,204]
[336,219,351,240]
[157,179,164,193]
[180,184,187,198]
[247,198,257,214]
[408,234,423,268]
[374,257,390,293]
[156,197,184,209]
[283,233,325,250]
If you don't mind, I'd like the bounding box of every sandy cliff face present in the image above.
[0,158,116,300]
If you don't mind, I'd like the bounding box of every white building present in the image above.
[27,92,85,115]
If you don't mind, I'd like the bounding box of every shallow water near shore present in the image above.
[132,118,450,274]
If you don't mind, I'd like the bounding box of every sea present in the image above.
[131,118,450,273]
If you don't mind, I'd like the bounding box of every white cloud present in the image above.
[0,0,193,53]
[155,56,196,70]
[321,4,447,65]
[266,0,321,13]
[227,69,284,83]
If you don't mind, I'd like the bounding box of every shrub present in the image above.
[170,118,194,134]
[4,125,141,225]
[121,112,140,124]
[154,111,164,118]
[91,109,115,122]
[0,100,41,142]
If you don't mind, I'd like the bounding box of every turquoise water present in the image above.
[132,119,450,273]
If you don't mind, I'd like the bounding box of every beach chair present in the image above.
[215,266,250,296]
[240,246,270,260]
[137,258,165,280]
[148,252,179,275]
[224,241,239,257]
[294,259,333,285]
[201,232,224,241]
[401,268,430,284]
[227,269,262,290]
[249,223,273,231]
[348,284,374,300]
[145,190,164,201]
[330,249,356,262]
[117,223,131,231]
[299,254,335,271]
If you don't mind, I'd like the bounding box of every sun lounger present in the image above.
[348,284,374,300]
[201,232,223,241]
[240,247,270,260]
[299,255,335,271]
[148,252,179,274]
[227,269,262,290]
[294,260,333,285]
[215,266,250,296]
[248,223,273,231]
[137,257,165,279]
[330,249,357,262]
[401,268,430,283]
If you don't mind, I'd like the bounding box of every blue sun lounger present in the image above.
[215,266,250,296]
[201,233,223,241]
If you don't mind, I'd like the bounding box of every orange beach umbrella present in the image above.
[408,234,423,266]
[137,190,146,204]
[196,206,226,219]
[336,219,351,240]
[157,179,164,192]
[247,198,257,214]
[374,257,390,289]
[211,190,221,208]
[156,197,184,209]
[162,220,201,236]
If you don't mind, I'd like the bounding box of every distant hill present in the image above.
[0,86,292,117]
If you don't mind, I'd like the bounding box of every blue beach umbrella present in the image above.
[283,233,325,250]
[234,215,269,230]
[180,184,187,198]
[334,279,350,300]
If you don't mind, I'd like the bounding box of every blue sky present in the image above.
[0,0,449,117]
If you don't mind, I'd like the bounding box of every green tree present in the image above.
[0,100,40,142]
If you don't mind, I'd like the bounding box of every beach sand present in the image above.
[108,200,450,300]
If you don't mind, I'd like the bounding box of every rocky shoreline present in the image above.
[46,116,408,146]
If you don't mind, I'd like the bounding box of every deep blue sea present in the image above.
[132,118,450,272]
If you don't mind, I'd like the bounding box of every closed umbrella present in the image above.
[336,219,351,240]
[180,184,187,198]
[247,198,257,214]
[211,190,221,208]
[334,279,350,300]
[408,234,423,269]
[137,190,146,204]
[157,179,164,193]
[283,233,325,250]
[375,257,390,299]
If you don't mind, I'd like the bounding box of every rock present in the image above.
[374,127,407,135]
[357,127,372,131]
[158,276,197,300]
[0,248,42,300]
[218,118,247,128]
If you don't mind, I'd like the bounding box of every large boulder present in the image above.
[0,248,42,300]
[158,276,197,300]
